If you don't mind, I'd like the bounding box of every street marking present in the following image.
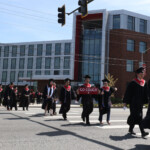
[96,125,139,129]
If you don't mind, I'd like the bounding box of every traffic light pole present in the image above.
[66,0,94,16]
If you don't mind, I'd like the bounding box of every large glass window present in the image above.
[55,43,61,55]
[37,44,43,56]
[139,42,147,53]
[11,58,16,69]
[64,57,70,69]
[127,40,135,51]
[45,70,50,75]
[54,57,60,69]
[36,57,42,69]
[64,43,71,55]
[27,71,32,78]
[113,15,120,29]
[3,59,8,69]
[2,71,7,82]
[27,58,33,69]
[128,16,135,31]
[19,58,25,69]
[54,70,60,75]
[28,45,34,56]
[126,60,134,72]
[4,46,9,57]
[10,71,15,82]
[46,44,52,56]
[63,70,70,75]
[140,19,147,33]
[18,71,24,82]
[45,58,51,69]
[20,45,25,56]
[35,71,41,75]
[12,46,17,57]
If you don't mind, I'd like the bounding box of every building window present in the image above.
[27,58,33,69]
[37,44,43,56]
[10,71,15,82]
[45,58,51,69]
[139,62,145,67]
[64,43,71,55]
[3,59,8,69]
[12,46,17,57]
[63,70,70,75]
[46,44,52,56]
[55,43,61,55]
[4,46,9,57]
[11,58,16,69]
[28,45,34,56]
[20,45,25,56]
[54,57,60,69]
[35,71,41,75]
[27,71,32,78]
[139,42,147,53]
[45,70,50,75]
[64,57,70,69]
[2,71,7,82]
[127,40,135,51]
[18,71,24,82]
[113,15,120,29]
[36,57,42,69]
[126,60,134,72]
[19,58,25,69]
[140,19,147,33]
[127,16,135,31]
[54,70,60,75]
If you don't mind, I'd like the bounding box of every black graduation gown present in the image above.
[36,92,42,103]
[123,80,148,126]
[21,89,30,107]
[77,85,95,118]
[0,88,4,105]
[4,86,13,107]
[59,86,76,114]
[11,90,17,108]
[42,85,55,110]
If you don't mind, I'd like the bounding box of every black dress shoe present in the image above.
[86,122,91,126]
[142,132,149,138]
[129,130,136,135]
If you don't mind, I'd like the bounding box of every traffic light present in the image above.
[58,5,66,26]
[78,0,88,17]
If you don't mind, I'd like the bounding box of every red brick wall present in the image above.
[109,29,150,98]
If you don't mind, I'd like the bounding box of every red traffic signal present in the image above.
[78,0,88,17]
[58,5,66,26]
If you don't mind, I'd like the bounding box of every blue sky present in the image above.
[0,0,150,43]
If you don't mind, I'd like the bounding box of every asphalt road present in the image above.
[0,105,150,150]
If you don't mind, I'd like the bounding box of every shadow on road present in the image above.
[6,113,123,150]
[44,119,64,122]
[29,113,44,117]
[110,133,140,141]
[129,144,150,150]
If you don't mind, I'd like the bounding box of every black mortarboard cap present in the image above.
[84,75,91,79]
[65,78,71,82]
[102,78,110,83]
[49,79,54,82]
[135,67,145,74]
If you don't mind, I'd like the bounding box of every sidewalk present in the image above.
[29,104,80,108]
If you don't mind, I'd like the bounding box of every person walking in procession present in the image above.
[59,78,76,120]
[10,86,18,111]
[98,78,117,125]
[123,67,149,138]
[0,84,4,106]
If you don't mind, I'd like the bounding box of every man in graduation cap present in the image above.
[123,67,149,138]
[0,84,4,106]
[59,78,76,120]
[77,75,96,125]
[98,78,117,125]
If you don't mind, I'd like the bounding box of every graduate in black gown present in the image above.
[4,83,14,110]
[42,79,55,116]
[142,79,150,129]
[10,87,18,111]
[98,79,117,125]
[0,84,4,106]
[22,84,30,111]
[77,75,97,125]
[52,82,58,115]
[59,78,76,120]
[36,90,42,104]
[123,67,149,138]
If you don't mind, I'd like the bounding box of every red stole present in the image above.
[102,86,110,92]
[14,90,18,93]
[134,78,145,87]
[84,83,91,88]
[25,88,29,91]
[0,88,3,92]
[64,85,71,91]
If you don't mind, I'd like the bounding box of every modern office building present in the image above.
[1,9,150,97]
